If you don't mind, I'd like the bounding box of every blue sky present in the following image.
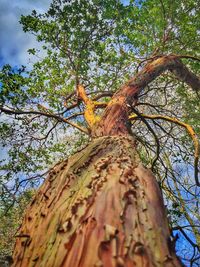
[0,0,51,68]
[0,0,134,68]
[0,1,199,264]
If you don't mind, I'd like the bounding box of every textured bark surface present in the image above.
[12,136,182,267]
[94,55,200,137]
[11,54,196,266]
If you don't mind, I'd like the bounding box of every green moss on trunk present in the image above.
[12,136,182,267]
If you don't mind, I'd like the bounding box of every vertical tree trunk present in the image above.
[12,136,182,267]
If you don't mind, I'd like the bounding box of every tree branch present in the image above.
[174,54,200,62]
[129,113,199,186]
[95,54,200,136]
[127,55,200,93]
[0,106,88,134]
[130,108,160,170]
[77,84,101,128]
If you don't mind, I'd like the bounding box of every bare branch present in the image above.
[129,113,200,186]
[130,108,160,170]
[0,106,89,134]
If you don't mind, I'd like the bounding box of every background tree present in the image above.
[0,0,199,266]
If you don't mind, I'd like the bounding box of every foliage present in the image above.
[0,0,200,265]
[0,190,35,264]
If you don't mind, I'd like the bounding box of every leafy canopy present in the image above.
[0,0,200,264]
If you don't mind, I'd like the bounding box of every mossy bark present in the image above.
[12,136,182,267]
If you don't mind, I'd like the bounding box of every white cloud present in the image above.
[0,0,51,67]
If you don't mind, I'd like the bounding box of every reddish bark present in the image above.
[12,55,200,266]
[94,55,200,136]
[12,136,182,267]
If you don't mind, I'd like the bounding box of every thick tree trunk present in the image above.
[12,136,182,267]
[12,55,198,266]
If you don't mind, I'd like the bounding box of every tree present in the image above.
[0,0,199,266]
[0,190,34,265]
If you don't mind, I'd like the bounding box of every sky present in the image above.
[0,0,132,69]
[0,0,51,68]
[0,0,51,176]
[0,0,199,264]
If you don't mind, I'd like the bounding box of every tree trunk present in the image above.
[12,136,182,267]
[13,55,197,266]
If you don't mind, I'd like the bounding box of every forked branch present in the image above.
[95,54,200,136]
[77,84,107,129]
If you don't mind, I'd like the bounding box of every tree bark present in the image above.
[94,55,200,136]
[12,55,199,266]
[12,136,182,267]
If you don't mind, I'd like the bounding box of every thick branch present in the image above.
[77,84,102,129]
[77,85,99,128]
[127,55,200,97]
[94,55,200,136]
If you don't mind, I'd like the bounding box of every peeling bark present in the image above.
[12,54,199,266]
[12,136,182,267]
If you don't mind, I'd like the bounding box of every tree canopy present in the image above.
[0,0,200,265]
